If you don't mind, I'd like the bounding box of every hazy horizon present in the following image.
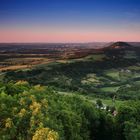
[0,41,140,44]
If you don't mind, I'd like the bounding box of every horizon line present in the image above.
[0,41,140,44]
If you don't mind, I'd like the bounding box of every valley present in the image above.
[2,42,140,100]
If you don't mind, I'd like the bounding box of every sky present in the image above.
[0,0,140,42]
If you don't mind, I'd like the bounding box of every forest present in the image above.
[0,81,140,140]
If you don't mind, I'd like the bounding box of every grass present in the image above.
[84,54,106,61]
[0,57,52,72]
[0,65,30,71]
[127,65,140,71]
[100,86,120,92]
[135,81,140,84]
[81,73,100,85]
[101,98,126,108]
[104,68,140,82]
[104,69,120,80]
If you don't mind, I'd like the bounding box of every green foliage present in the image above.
[96,99,103,108]
[116,101,140,140]
[0,82,58,140]
[0,82,140,140]
[124,121,140,140]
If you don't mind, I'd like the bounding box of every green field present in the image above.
[100,86,120,92]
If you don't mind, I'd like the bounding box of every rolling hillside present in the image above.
[3,42,140,100]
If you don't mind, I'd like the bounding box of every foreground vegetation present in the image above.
[0,81,140,140]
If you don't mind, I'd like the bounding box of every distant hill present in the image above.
[100,41,140,60]
[103,42,132,50]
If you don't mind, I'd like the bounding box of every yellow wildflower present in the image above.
[19,98,25,105]
[5,118,13,128]
[18,108,26,117]
[41,99,48,108]
[15,80,28,85]
[32,128,59,140]
[34,85,45,91]
[30,95,36,102]
[30,101,41,115]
